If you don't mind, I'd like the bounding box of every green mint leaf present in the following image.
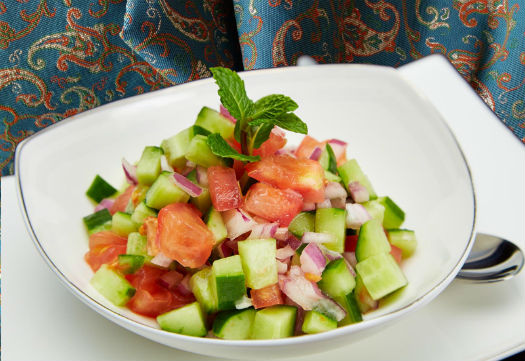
[325,143,338,174]
[233,117,242,143]
[210,67,253,122]
[252,123,274,149]
[273,112,308,134]
[252,94,298,120]
[207,133,260,162]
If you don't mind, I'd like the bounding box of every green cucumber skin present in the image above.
[190,267,218,314]
[145,171,190,210]
[205,206,228,245]
[212,255,246,311]
[157,302,208,337]
[302,310,338,334]
[90,264,136,306]
[387,229,417,258]
[251,305,297,339]
[355,219,391,262]
[111,211,138,237]
[185,135,225,168]
[195,106,235,140]
[161,127,195,169]
[86,175,117,203]
[288,212,315,238]
[335,291,363,325]
[117,254,145,274]
[378,196,405,229]
[318,258,356,298]
[83,209,112,234]
[212,308,256,340]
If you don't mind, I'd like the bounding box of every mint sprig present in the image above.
[208,67,308,162]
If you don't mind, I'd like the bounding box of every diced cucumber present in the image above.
[387,229,417,258]
[318,258,356,298]
[131,201,157,225]
[157,301,207,337]
[335,291,363,325]
[126,232,149,257]
[136,146,163,186]
[145,171,190,210]
[195,106,235,140]
[315,208,346,253]
[161,127,195,169]
[354,274,376,314]
[86,175,117,203]
[237,238,278,290]
[193,124,211,137]
[117,254,145,274]
[355,252,407,300]
[295,243,307,255]
[83,208,112,234]
[251,305,297,339]
[324,170,342,183]
[212,308,256,340]
[337,159,377,200]
[302,310,337,334]
[362,200,385,224]
[186,169,212,214]
[205,206,228,245]
[355,219,391,262]
[111,211,138,237]
[90,264,136,306]
[288,212,315,238]
[212,255,246,310]
[378,196,405,229]
[185,135,225,168]
[190,267,218,313]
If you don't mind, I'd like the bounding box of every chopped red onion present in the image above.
[274,227,290,241]
[160,155,174,172]
[348,181,369,203]
[342,251,357,268]
[222,208,258,240]
[327,139,347,160]
[324,182,348,199]
[275,146,297,157]
[278,266,325,310]
[313,298,346,322]
[327,138,347,146]
[171,172,203,197]
[94,198,115,212]
[309,146,322,161]
[276,259,289,274]
[318,245,343,261]
[150,252,173,268]
[286,235,302,250]
[195,165,209,187]
[316,198,332,209]
[330,197,346,209]
[121,158,138,185]
[276,245,295,260]
[234,295,253,309]
[302,232,334,244]
[248,223,278,239]
[175,274,192,296]
[346,203,372,229]
[157,270,183,290]
[217,241,233,258]
[300,243,326,276]
[302,202,316,211]
[220,104,237,123]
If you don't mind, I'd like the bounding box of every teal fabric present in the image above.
[1,0,524,176]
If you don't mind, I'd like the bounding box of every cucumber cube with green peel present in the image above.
[237,238,278,290]
[131,201,157,225]
[185,135,225,168]
[337,159,377,200]
[83,208,112,234]
[355,252,408,300]
[111,211,138,237]
[302,310,337,334]
[190,267,218,313]
[86,175,117,203]
[318,258,356,298]
[161,127,195,169]
[157,302,207,337]
[117,254,145,274]
[195,106,235,140]
[378,196,405,229]
[212,255,246,310]
[288,212,315,238]
[315,208,346,253]
[362,200,385,224]
[355,219,391,262]
[251,305,297,339]
[387,229,417,258]
[90,264,136,306]
[136,146,163,186]
[335,291,363,325]
[205,206,228,245]
[145,171,190,210]
[191,187,212,215]
[212,308,256,340]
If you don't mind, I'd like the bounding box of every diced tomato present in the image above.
[110,185,135,215]
[85,244,127,272]
[345,234,359,252]
[295,135,326,159]
[390,245,403,265]
[232,159,245,180]
[245,154,325,203]
[250,283,284,309]
[139,216,159,256]
[253,127,287,157]
[126,266,195,317]
[157,203,214,268]
[207,166,243,211]
[88,230,127,250]
[227,138,242,153]
[244,182,303,226]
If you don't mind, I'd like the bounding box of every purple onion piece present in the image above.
[94,198,115,212]
[150,252,173,268]
[302,232,335,244]
[324,181,348,199]
[348,181,369,203]
[309,146,322,161]
[195,166,209,187]
[171,172,203,197]
[345,203,372,229]
[121,158,138,185]
[300,243,326,276]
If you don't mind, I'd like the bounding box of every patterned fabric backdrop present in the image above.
[1,0,524,176]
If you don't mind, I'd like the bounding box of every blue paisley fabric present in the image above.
[1,0,524,176]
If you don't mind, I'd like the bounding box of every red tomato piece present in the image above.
[139,216,159,257]
[85,244,127,272]
[295,135,326,159]
[345,234,359,252]
[244,182,303,226]
[390,245,403,265]
[245,154,325,203]
[88,230,127,250]
[207,166,243,211]
[157,203,214,268]
[253,127,287,157]
[110,185,135,215]
[232,159,245,180]
[250,283,284,309]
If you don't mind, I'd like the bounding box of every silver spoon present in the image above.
[457,233,524,283]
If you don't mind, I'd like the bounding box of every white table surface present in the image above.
[2,55,525,361]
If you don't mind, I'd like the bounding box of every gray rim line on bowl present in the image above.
[14,64,477,347]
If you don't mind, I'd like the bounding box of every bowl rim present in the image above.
[14,63,477,347]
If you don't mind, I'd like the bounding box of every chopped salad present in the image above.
[83,67,417,339]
